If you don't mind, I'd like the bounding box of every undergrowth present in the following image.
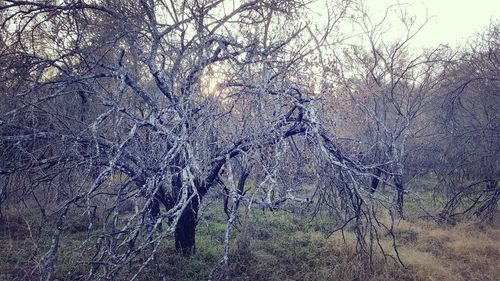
[0,196,498,281]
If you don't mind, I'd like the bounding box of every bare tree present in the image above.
[434,22,500,223]
[0,0,381,279]
[2,0,463,279]
[329,3,449,218]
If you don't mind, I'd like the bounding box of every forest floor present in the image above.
[0,191,499,281]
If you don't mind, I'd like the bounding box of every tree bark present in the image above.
[370,168,382,193]
[175,199,199,256]
[171,160,222,255]
[394,175,404,218]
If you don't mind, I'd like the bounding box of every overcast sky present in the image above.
[364,0,499,48]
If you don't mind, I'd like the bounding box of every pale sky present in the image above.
[364,0,499,48]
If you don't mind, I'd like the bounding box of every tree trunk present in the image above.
[171,161,219,256]
[370,168,382,193]
[394,175,404,218]
[175,199,199,256]
[149,182,171,231]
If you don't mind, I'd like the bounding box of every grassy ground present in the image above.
[0,193,498,281]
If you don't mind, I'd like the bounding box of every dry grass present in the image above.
[220,213,500,281]
[395,220,500,281]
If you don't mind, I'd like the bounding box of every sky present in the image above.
[363,0,499,48]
